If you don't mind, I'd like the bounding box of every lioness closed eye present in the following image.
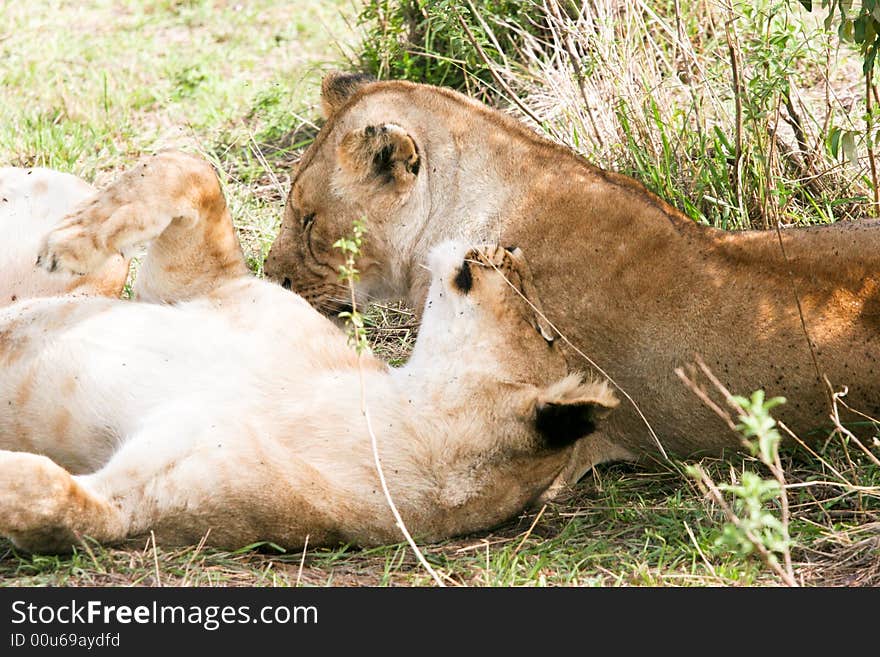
[265,72,880,485]
[0,151,616,553]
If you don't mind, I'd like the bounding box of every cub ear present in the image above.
[534,376,618,449]
[321,71,375,119]
[337,124,421,192]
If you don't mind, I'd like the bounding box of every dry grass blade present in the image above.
[181,530,211,587]
[512,504,547,555]
[674,366,737,432]
[336,232,445,587]
[724,0,745,220]
[150,531,162,588]
[828,385,880,468]
[683,520,718,579]
[773,220,830,410]
[545,0,604,147]
[296,534,309,588]
[77,537,106,575]
[356,357,445,586]
[452,6,546,129]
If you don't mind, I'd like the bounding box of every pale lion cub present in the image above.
[0,151,616,553]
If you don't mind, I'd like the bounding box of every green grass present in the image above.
[1,0,879,587]
[0,0,352,270]
[4,446,876,586]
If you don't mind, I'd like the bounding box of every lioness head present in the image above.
[264,71,441,312]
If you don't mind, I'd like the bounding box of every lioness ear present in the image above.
[338,124,421,192]
[321,71,375,119]
[535,376,618,449]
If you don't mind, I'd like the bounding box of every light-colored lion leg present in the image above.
[0,416,230,552]
[72,416,265,548]
[0,450,127,553]
[75,416,334,550]
[537,432,636,503]
[36,150,249,303]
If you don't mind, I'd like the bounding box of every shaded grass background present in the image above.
[1,0,879,586]
[359,0,875,228]
[0,0,355,274]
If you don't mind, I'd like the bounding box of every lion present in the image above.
[264,72,880,484]
[0,151,617,553]
[0,167,128,304]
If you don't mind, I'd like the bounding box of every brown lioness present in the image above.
[0,151,616,553]
[264,72,880,483]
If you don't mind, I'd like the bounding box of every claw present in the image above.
[35,255,42,267]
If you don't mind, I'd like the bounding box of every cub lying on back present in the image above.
[0,151,616,553]
[0,167,128,304]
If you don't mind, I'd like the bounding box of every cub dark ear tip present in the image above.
[453,260,473,294]
[535,401,598,450]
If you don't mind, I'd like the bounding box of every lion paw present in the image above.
[466,244,515,270]
[0,450,98,553]
[36,207,119,276]
[0,451,70,532]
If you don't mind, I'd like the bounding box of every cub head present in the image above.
[264,71,431,312]
[408,241,618,455]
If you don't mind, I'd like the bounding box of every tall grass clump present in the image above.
[358,0,876,228]
[357,0,554,101]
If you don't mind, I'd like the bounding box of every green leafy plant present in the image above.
[333,218,369,353]
[798,0,880,208]
[685,387,797,585]
[715,472,789,558]
[733,390,787,463]
[717,392,792,563]
[799,0,880,71]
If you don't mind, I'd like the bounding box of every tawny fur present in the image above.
[0,151,616,553]
[0,167,128,304]
[264,72,880,486]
